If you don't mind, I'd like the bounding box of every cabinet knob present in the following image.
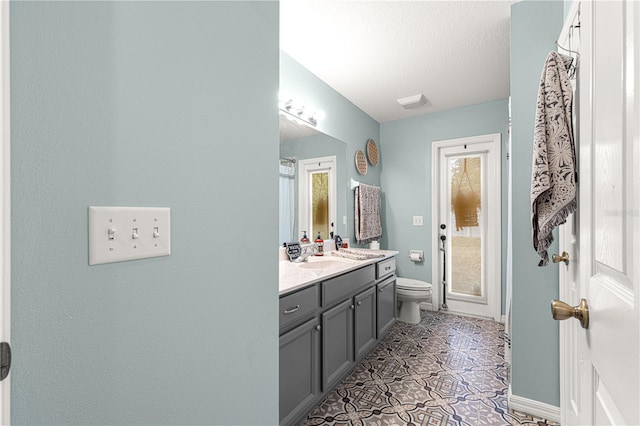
[350,304,355,310]
[315,325,321,331]
[357,301,362,306]
[378,288,383,293]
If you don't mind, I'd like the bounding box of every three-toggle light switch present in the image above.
[89,207,171,265]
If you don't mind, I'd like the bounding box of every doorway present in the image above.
[432,134,501,321]
[298,156,337,242]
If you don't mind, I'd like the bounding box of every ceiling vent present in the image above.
[397,93,427,109]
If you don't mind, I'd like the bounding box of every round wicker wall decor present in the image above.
[366,139,379,166]
[355,150,368,175]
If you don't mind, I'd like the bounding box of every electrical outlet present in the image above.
[89,206,171,265]
[413,216,424,226]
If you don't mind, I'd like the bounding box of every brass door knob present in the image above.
[552,251,570,265]
[551,299,589,329]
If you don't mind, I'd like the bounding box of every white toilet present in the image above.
[396,278,433,324]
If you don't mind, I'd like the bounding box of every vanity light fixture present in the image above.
[397,93,427,109]
[278,92,324,127]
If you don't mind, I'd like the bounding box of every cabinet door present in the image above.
[280,317,321,425]
[322,298,354,391]
[377,277,396,338]
[354,286,377,360]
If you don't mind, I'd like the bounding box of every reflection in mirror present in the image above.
[298,155,336,242]
[279,112,347,245]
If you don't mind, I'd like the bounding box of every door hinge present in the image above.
[0,342,11,381]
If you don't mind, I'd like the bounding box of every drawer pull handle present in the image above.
[385,266,391,271]
[283,305,300,315]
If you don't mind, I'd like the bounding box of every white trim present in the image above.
[431,133,502,322]
[1,1,9,423]
[508,386,561,423]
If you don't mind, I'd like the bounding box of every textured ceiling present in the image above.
[280,1,512,123]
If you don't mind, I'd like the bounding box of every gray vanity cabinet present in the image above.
[280,258,396,426]
[321,298,354,390]
[376,276,396,338]
[354,286,377,359]
[279,317,321,425]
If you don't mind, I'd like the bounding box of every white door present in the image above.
[557,1,640,425]
[432,134,501,321]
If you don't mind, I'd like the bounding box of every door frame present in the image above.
[557,2,581,424]
[1,1,10,423]
[431,133,501,322]
[298,155,337,241]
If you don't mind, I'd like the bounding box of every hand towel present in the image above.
[531,51,577,266]
[355,183,382,244]
[331,248,385,261]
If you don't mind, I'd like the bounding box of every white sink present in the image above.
[296,259,352,270]
[293,255,358,269]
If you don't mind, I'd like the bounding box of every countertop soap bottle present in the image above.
[300,231,309,244]
[314,232,324,256]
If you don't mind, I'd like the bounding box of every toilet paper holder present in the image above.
[409,250,424,262]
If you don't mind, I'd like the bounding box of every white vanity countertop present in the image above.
[279,249,399,296]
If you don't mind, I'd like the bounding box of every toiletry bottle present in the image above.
[314,232,324,256]
[300,231,309,244]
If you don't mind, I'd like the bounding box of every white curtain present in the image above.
[279,162,296,244]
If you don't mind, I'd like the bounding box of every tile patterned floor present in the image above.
[300,311,560,426]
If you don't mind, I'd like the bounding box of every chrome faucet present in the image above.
[293,245,316,262]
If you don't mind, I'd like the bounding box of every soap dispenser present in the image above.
[300,231,309,244]
[314,232,324,256]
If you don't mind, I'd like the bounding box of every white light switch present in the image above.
[413,216,424,226]
[89,206,171,265]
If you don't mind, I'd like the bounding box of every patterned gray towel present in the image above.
[355,183,382,244]
[531,51,576,266]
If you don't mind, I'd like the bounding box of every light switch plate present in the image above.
[412,216,424,226]
[89,206,171,265]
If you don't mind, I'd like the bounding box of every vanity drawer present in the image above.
[376,257,396,279]
[322,264,375,307]
[280,285,319,332]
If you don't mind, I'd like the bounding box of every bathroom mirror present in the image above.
[279,112,347,245]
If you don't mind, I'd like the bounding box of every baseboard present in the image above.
[508,386,560,422]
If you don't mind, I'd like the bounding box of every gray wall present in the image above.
[379,100,509,311]
[280,52,380,245]
[510,0,563,407]
[11,2,279,424]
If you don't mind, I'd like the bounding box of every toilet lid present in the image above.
[397,278,432,290]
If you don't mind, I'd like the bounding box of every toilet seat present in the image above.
[397,278,432,291]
